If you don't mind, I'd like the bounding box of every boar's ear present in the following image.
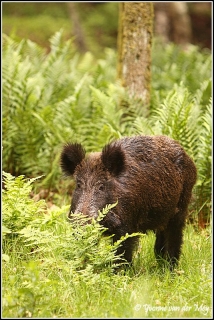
[60,143,85,176]
[101,142,125,176]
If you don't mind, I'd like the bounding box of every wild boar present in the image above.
[60,135,197,268]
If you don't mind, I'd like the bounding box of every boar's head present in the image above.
[60,142,125,227]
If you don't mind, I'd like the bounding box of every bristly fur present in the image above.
[60,135,197,269]
[60,143,85,176]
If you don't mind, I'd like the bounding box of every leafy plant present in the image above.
[2,172,45,236]
[2,172,212,318]
[2,171,136,318]
[2,31,212,224]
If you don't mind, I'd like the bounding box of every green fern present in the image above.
[2,32,212,222]
[2,172,45,236]
[196,101,212,190]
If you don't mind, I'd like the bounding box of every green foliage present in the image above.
[151,40,211,105]
[18,204,130,273]
[2,172,133,318]
[2,172,128,270]
[2,2,119,57]
[2,172,212,318]
[2,172,45,236]
[2,21,212,318]
[130,226,212,318]
[2,31,126,186]
[2,31,212,223]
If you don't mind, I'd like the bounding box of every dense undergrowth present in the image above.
[2,31,212,225]
[2,172,212,318]
[2,30,212,318]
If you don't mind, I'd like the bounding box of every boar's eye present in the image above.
[98,184,105,192]
[76,181,82,189]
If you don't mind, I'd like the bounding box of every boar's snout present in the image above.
[68,204,99,222]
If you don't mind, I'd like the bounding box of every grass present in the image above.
[130,226,212,318]
[2,173,212,318]
[2,222,212,318]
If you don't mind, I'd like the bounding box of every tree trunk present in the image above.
[117,2,153,107]
[67,2,87,53]
[154,2,192,49]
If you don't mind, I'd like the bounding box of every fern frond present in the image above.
[196,100,212,189]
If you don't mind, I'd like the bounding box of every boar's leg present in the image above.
[154,230,167,259]
[154,182,193,269]
[155,216,186,269]
[165,217,186,268]
[165,184,195,268]
[113,234,140,263]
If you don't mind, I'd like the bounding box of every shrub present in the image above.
[2,172,134,318]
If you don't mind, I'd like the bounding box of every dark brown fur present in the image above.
[60,135,197,268]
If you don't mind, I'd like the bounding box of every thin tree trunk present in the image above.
[154,2,192,49]
[117,2,153,107]
[67,2,87,53]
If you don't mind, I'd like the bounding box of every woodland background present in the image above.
[2,1,212,225]
[2,2,212,318]
[2,2,212,55]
